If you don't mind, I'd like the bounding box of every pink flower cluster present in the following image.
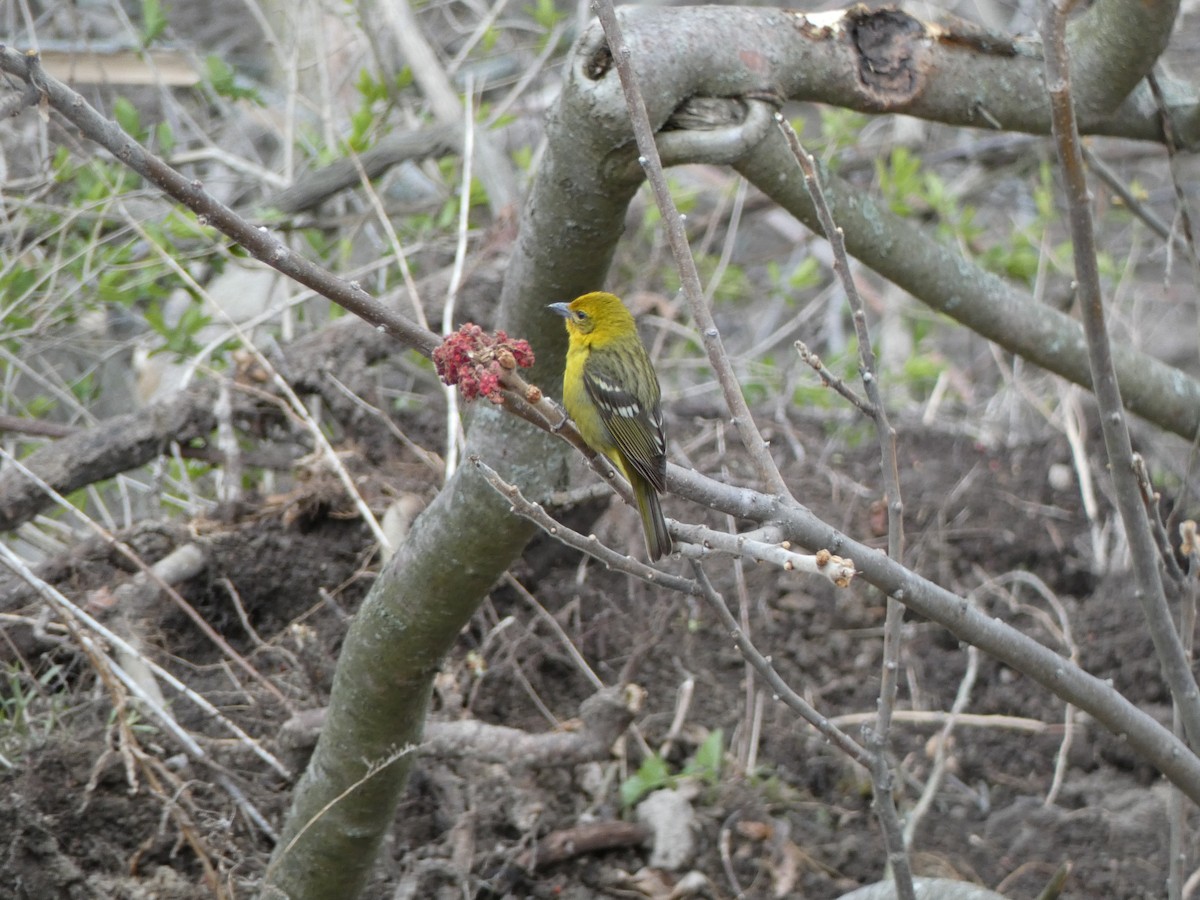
[433,323,535,404]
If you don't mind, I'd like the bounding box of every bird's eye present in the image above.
[575,311,589,321]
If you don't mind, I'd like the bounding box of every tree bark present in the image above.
[264,1,1195,896]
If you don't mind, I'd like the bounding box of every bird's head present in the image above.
[548,291,635,338]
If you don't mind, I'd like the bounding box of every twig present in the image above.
[1043,0,1200,749]
[1082,146,1176,246]
[504,573,605,691]
[221,577,270,651]
[113,208,393,553]
[669,524,855,586]
[723,428,758,774]
[323,373,444,475]
[904,645,978,845]
[0,80,38,118]
[214,379,242,505]
[702,178,749,305]
[978,570,1081,808]
[658,674,695,759]
[0,542,291,779]
[688,561,873,770]
[169,145,290,189]
[745,689,765,775]
[482,21,568,128]
[718,820,744,897]
[473,457,697,595]
[0,45,440,357]
[483,448,856,586]
[516,820,649,871]
[346,151,429,331]
[263,743,419,886]
[478,457,871,768]
[590,0,791,499]
[377,0,516,215]
[1134,454,1187,583]
[1171,523,1198,900]
[0,448,290,708]
[829,710,1056,734]
[486,443,1192,805]
[795,339,875,417]
[733,116,1200,444]
[1061,385,1109,572]
[441,84,477,480]
[445,0,513,79]
[1147,70,1199,271]
[775,114,914,899]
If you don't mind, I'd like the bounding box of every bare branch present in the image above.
[268,123,462,214]
[0,386,216,532]
[0,542,291,779]
[687,561,874,770]
[0,46,441,358]
[774,113,914,900]
[1042,0,1200,749]
[591,0,792,498]
[735,128,1200,441]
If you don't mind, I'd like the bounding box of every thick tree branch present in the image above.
[0,317,398,532]
[263,0,1193,217]
[279,686,638,769]
[267,123,463,214]
[571,2,1188,144]
[6,5,1188,896]
[662,464,1200,806]
[0,386,217,531]
[734,129,1200,441]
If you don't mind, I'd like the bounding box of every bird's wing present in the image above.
[582,350,667,492]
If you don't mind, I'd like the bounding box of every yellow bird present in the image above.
[549,292,672,560]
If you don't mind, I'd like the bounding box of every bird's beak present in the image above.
[547,302,571,318]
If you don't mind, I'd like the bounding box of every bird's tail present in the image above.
[632,477,672,561]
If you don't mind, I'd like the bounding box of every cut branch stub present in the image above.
[847,6,929,106]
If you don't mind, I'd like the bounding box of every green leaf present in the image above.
[112,96,142,139]
[877,146,924,216]
[205,55,234,91]
[355,68,387,103]
[685,729,724,784]
[27,394,57,418]
[620,754,670,808]
[901,353,945,393]
[348,106,376,153]
[1034,161,1056,221]
[155,121,175,155]
[141,0,167,44]
[526,0,562,30]
[70,372,97,404]
[789,256,820,291]
[204,55,264,105]
[818,108,869,157]
[792,383,833,410]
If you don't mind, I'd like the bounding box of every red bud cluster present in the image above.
[433,323,535,403]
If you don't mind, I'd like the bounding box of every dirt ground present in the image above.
[1,403,1193,900]
[4,0,1200,894]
